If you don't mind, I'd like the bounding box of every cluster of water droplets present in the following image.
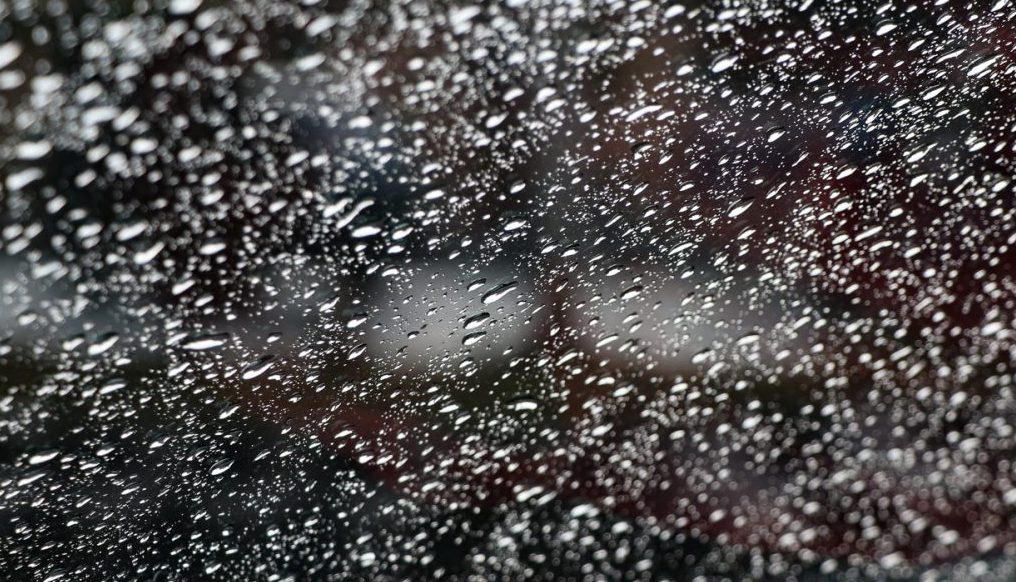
[3,0,1016,579]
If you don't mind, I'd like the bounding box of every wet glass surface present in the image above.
[3,0,1016,579]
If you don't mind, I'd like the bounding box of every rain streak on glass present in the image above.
[2,0,1016,580]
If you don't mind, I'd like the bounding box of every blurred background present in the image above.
[3,0,1016,580]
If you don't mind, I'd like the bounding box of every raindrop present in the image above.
[181,332,230,351]
[481,282,519,305]
[711,53,738,73]
[209,459,234,476]
[241,355,275,380]
[506,397,539,412]
[463,312,490,330]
